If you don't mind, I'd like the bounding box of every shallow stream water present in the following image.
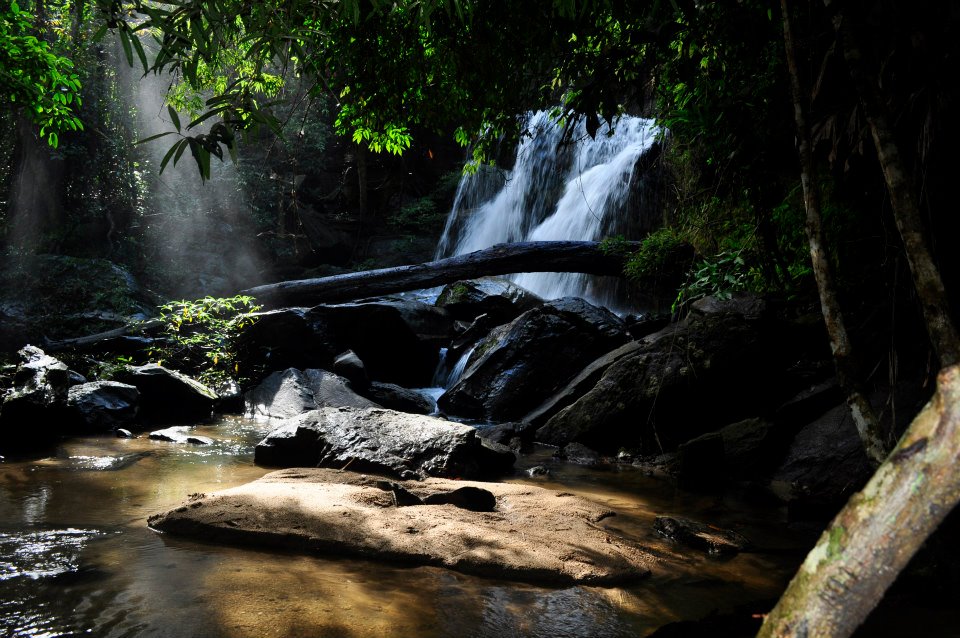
[0,416,946,637]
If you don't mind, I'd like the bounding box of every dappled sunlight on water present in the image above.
[0,415,891,637]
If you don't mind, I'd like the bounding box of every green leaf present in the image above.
[136,131,176,145]
[119,28,134,66]
[168,105,181,132]
[159,139,182,174]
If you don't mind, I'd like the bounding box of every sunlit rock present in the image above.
[148,468,654,585]
[245,368,378,420]
[254,406,514,480]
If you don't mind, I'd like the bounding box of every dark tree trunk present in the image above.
[240,240,638,307]
[781,0,886,466]
[830,0,960,367]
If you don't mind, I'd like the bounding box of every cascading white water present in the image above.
[436,111,659,310]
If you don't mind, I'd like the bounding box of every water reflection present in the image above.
[0,416,807,637]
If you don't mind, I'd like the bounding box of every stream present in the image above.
[1,416,949,637]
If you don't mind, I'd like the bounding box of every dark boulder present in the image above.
[0,346,86,450]
[65,381,139,432]
[476,421,537,454]
[559,442,603,466]
[245,368,379,420]
[358,382,434,415]
[242,303,441,386]
[653,515,752,555]
[766,403,873,519]
[435,278,542,323]
[523,340,642,427]
[537,294,796,453]
[332,350,368,389]
[438,297,628,421]
[113,364,216,424]
[254,406,515,480]
[239,307,341,372]
[423,486,497,512]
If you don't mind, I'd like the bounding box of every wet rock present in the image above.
[244,303,442,387]
[310,302,443,386]
[116,428,134,438]
[435,278,542,323]
[767,403,873,519]
[559,442,602,466]
[211,378,245,414]
[254,406,515,480]
[113,364,216,424]
[653,515,752,555]
[423,486,497,512]
[149,467,654,585]
[245,368,379,419]
[65,381,139,432]
[476,421,536,453]
[523,340,642,427]
[0,346,85,450]
[149,426,214,445]
[239,307,340,372]
[718,417,776,474]
[358,382,434,415]
[333,350,368,389]
[438,297,628,421]
[526,465,551,478]
[537,293,792,453]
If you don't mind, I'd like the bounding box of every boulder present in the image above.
[438,297,628,421]
[239,307,341,372]
[537,294,795,453]
[309,302,442,385]
[767,403,873,518]
[559,442,603,466]
[254,406,515,479]
[435,278,542,323]
[653,515,752,555]
[113,364,216,424]
[332,350,368,389]
[0,346,86,450]
[149,426,214,445]
[245,368,379,420]
[242,303,440,386]
[148,468,654,585]
[358,382,434,415]
[523,340,642,427]
[65,381,139,432]
[475,421,536,454]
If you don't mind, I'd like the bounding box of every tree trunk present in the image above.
[758,364,960,637]
[829,0,960,367]
[781,0,886,466]
[240,240,638,307]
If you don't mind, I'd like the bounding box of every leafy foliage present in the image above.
[0,1,83,147]
[149,295,260,384]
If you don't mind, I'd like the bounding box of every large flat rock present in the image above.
[148,468,655,585]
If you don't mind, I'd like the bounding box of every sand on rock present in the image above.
[148,468,656,585]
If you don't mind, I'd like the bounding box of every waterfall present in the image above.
[436,111,659,311]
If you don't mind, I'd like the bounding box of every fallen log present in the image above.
[240,240,638,307]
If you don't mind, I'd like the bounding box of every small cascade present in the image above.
[436,111,660,311]
[445,345,476,388]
